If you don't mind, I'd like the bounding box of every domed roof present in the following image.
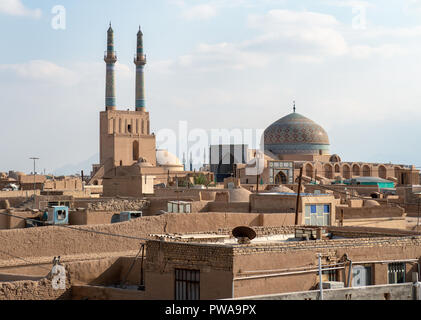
[229,187,252,203]
[156,149,182,166]
[269,186,295,193]
[264,112,330,156]
[364,200,380,207]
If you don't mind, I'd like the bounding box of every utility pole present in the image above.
[295,167,303,225]
[256,153,260,193]
[318,253,324,300]
[30,157,39,206]
[417,196,420,230]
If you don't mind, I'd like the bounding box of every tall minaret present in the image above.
[104,23,117,111]
[134,26,147,111]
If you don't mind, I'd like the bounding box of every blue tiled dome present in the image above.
[264,113,330,156]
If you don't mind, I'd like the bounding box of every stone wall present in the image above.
[0,278,70,300]
[338,206,405,219]
[0,213,298,261]
[243,283,417,300]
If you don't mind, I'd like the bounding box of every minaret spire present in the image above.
[293,100,296,113]
[104,23,117,110]
[134,26,147,111]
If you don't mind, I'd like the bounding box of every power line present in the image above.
[0,248,51,273]
[0,211,149,242]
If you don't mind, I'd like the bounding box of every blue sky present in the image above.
[1,0,421,174]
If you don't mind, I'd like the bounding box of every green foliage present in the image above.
[194,174,209,186]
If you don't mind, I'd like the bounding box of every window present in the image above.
[128,124,132,133]
[322,269,337,282]
[388,263,406,284]
[305,204,331,226]
[56,210,66,221]
[175,269,200,300]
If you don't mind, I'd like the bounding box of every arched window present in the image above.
[133,141,139,161]
[275,171,287,185]
[379,165,387,179]
[305,164,313,178]
[363,165,371,177]
[335,164,340,173]
[324,164,333,179]
[352,164,360,176]
[343,165,351,179]
[109,119,113,134]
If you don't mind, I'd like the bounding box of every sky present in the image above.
[1,0,421,174]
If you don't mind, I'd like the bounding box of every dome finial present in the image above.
[293,100,296,113]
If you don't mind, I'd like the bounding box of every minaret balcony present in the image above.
[104,51,117,62]
[134,54,147,65]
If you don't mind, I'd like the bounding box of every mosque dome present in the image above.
[156,149,182,166]
[264,112,330,156]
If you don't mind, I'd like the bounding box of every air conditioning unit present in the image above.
[319,281,344,289]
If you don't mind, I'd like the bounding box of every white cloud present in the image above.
[246,10,349,59]
[403,0,421,15]
[0,0,41,18]
[181,4,217,20]
[153,8,415,74]
[322,0,374,8]
[350,44,408,59]
[358,26,421,38]
[0,60,133,87]
[0,60,78,85]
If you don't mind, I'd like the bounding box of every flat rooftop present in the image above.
[148,225,421,249]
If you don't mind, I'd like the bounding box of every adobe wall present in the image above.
[246,283,416,300]
[145,241,233,300]
[339,206,405,219]
[208,202,250,213]
[44,178,82,191]
[69,210,118,225]
[232,237,421,297]
[0,210,40,230]
[0,278,70,300]
[0,213,294,262]
[0,191,40,198]
[145,199,210,215]
[71,285,146,300]
[0,210,8,230]
[0,273,44,282]
[250,194,297,213]
[341,218,407,230]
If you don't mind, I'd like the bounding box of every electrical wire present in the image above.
[0,211,149,242]
[0,248,52,273]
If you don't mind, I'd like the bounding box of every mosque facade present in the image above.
[237,109,419,187]
[89,26,212,195]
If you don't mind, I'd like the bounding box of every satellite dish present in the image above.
[232,226,256,244]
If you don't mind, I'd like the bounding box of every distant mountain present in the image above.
[53,154,98,176]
